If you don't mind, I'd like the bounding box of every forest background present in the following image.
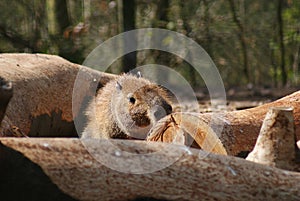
[0,0,299,91]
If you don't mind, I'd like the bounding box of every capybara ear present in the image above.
[116,81,122,91]
[136,71,142,78]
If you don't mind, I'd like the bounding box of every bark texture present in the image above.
[0,53,116,137]
[246,107,299,171]
[0,137,300,201]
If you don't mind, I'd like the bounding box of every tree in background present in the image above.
[119,0,137,72]
[228,0,250,84]
[0,0,299,88]
[277,0,287,86]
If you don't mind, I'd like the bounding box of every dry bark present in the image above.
[0,137,300,201]
[0,53,116,137]
[148,90,300,156]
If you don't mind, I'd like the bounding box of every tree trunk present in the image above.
[292,44,300,84]
[277,0,287,86]
[203,0,212,58]
[228,0,250,84]
[153,0,170,82]
[179,1,197,87]
[121,0,136,72]
[271,48,278,87]
[32,0,47,52]
[54,0,71,34]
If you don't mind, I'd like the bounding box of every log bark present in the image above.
[148,91,300,156]
[246,107,299,171]
[0,137,300,201]
[0,53,116,137]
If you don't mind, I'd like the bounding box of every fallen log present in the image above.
[0,137,300,201]
[147,90,300,156]
[0,53,116,137]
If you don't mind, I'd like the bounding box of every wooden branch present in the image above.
[246,107,299,171]
[147,113,228,155]
[0,53,116,137]
[148,90,300,156]
[0,137,300,201]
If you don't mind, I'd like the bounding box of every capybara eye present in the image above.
[127,93,136,104]
[129,97,136,104]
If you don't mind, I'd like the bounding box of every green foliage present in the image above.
[0,0,299,87]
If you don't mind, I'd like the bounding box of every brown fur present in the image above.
[82,74,172,139]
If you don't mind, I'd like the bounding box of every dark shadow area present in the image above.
[0,142,78,201]
[0,76,13,125]
[236,151,250,158]
[28,111,77,137]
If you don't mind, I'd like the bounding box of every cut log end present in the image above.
[246,107,300,171]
